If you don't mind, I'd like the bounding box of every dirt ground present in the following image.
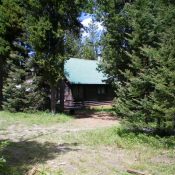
[0,112,118,142]
[1,112,125,175]
[1,112,174,175]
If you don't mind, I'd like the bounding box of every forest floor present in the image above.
[0,111,175,175]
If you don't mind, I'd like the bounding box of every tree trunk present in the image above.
[157,117,161,129]
[51,85,56,114]
[59,80,64,112]
[0,64,3,110]
[173,114,175,129]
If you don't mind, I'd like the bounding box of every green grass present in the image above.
[64,126,175,175]
[1,110,175,175]
[0,111,73,128]
[65,126,175,149]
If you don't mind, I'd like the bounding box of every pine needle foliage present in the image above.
[99,0,175,132]
[3,53,27,112]
[25,0,89,113]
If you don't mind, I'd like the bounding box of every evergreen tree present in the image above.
[149,5,175,130]
[69,19,101,60]
[26,0,88,113]
[64,33,82,58]
[99,0,175,132]
[97,0,132,83]
[24,75,49,112]
[79,37,97,60]
[3,52,27,112]
[3,46,49,112]
[0,0,25,109]
[81,20,100,60]
[24,59,50,112]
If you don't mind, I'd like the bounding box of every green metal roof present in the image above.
[64,58,107,84]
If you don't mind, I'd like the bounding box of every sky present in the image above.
[79,13,104,38]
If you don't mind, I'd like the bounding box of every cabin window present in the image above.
[97,87,106,95]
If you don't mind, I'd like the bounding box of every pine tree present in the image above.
[3,54,27,112]
[97,0,132,83]
[80,20,100,60]
[0,0,25,109]
[25,56,51,111]
[3,47,48,112]
[24,75,49,112]
[114,0,163,128]
[149,4,175,130]
[98,0,175,132]
[66,21,99,60]
[79,37,97,60]
[115,0,175,131]
[26,0,88,113]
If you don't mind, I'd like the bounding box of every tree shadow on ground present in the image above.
[1,140,80,175]
[72,108,117,120]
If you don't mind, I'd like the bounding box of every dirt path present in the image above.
[1,112,174,175]
[0,112,119,142]
[1,112,124,175]
[2,112,130,175]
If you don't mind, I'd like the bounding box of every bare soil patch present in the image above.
[70,111,119,130]
[0,112,118,142]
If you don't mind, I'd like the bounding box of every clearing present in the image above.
[0,111,175,175]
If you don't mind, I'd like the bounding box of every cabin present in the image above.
[58,58,115,111]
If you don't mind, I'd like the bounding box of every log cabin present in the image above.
[58,58,115,111]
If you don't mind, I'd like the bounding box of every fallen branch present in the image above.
[127,169,149,175]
